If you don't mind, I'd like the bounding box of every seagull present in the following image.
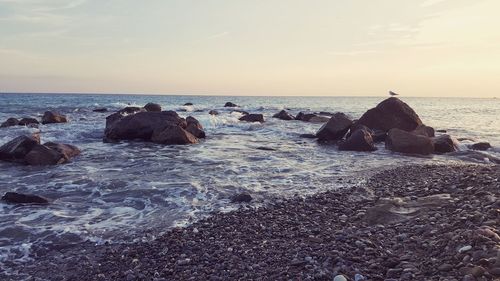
[389,91,398,96]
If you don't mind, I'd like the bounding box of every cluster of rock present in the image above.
[0,134,80,165]
[0,111,67,128]
[272,110,330,122]
[104,103,206,145]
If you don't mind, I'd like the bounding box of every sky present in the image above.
[0,0,499,97]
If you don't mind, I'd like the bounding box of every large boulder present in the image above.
[296,112,329,123]
[1,118,20,128]
[0,135,40,163]
[42,111,67,124]
[151,125,198,145]
[273,110,295,120]
[339,129,376,151]
[316,113,353,141]
[411,125,435,137]
[239,114,264,123]
[385,128,434,155]
[144,103,161,112]
[357,97,422,132]
[2,192,49,204]
[185,116,206,138]
[224,102,238,107]
[433,135,459,154]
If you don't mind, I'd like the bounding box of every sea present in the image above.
[0,93,499,274]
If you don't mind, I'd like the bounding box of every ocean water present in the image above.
[0,93,499,273]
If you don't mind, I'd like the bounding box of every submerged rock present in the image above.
[295,112,329,122]
[356,97,423,132]
[0,118,20,128]
[42,111,67,124]
[224,102,238,107]
[1,192,49,204]
[272,110,295,120]
[19,118,40,127]
[468,142,492,151]
[208,110,219,116]
[183,102,193,106]
[339,129,376,151]
[93,107,108,113]
[231,193,253,203]
[386,128,434,155]
[144,103,162,112]
[239,114,264,123]
[299,133,317,139]
[316,113,353,141]
[433,134,459,154]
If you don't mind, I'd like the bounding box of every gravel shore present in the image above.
[3,164,499,281]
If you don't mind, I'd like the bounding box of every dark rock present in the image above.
[118,107,143,115]
[436,129,447,133]
[299,134,317,139]
[1,192,49,204]
[469,142,492,151]
[185,116,206,138]
[239,114,264,123]
[316,113,353,141]
[44,142,81,159]
[224,102,238,107]
[41,111,67,124]
[339,129,376,151]
[144,103,162,112]
[255,146,276,151]
[411,124,435,137]
[1,118,19,128]
[183,103,193,106]
[151,125,198,145]
[433,135,459,154]
[372,129,387,142]
[385,128,434,155]
[357,97,423,132]
[272,110,295,120]
[296,112,329,123]
[25,144,69,165]
[208,110,219,116]
[18,118,40,126]
[93,108,108,112]
[0,135,40,163]
[231,193,253,203]
[104,111,186,142]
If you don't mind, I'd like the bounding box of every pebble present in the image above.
[458,245,472,253]
[438,263,453,272]
[333,275,347,281]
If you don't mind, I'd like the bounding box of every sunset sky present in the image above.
[0,0,499,97]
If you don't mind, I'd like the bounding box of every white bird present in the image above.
[389,91,398,96]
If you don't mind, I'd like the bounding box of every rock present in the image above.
[24,143,79,165]
[44,142,81,159]
[299,134,316,138]
[333,275,348,281]
[1,118,19,128]
[104,111,188,142]
[386,128,434,155]
[151,125,198,145]
[357,97,423,132]
[1,192,49,204]
[489,267,500,276]
[372,129,387,142]
[458,245,472,253]
[468,142,491,151]
[208,110,219,115]
[0,135,40,163]
[316,113,353,141]
[93,108,108,112]
[41,111,67,124]
[433,134,459,154]
[183,103,193,106]
[231,193,253,203]
[437,129,447,133]
[295,112,329,122]
[411,125,435,137]
[144,103,162,112]
[438,263,453,272]
[224,102,238,107]
[231,110,249,115]
[18,118,40,126]
[339,128,376,151]
[118,107,143,115]
[239,114,264,123]
[272,110,295,120]
[255,146,276,151]
[185,116,206,138]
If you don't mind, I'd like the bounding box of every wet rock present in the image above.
[372,129,387,142]
[1,118,20,128]
[433,134,459,154]
[272,110,295,120]
[18,118,40,126]
[185,116,206,139]
[316,113,353,141]
[438,263,453,272]
[468,142,492,151]
[44,142,81,159]
[93,108,108,113]
[144,103,162,112]
[356,97,423,132]
[0,135,40,163]
[151,125,198,145]
[1,192,49,204]
[42,111,67,124]
[386,128,434,155]
[295,112,329,122]
[255,146,276,151]
[224,102,238,107]
[118,107,143,115]
[208,110,219,115]
[338,128,376,151]
[24,142,80,166]
[231,193,253,203]
[239,114,264,123]
[299,134,316,138]
[411,124,435,137]
[183,103,193,106]
[437,129,447,133]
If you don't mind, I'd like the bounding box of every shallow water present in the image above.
[0,94,499,272]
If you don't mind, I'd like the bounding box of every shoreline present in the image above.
[2,164,499,280]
